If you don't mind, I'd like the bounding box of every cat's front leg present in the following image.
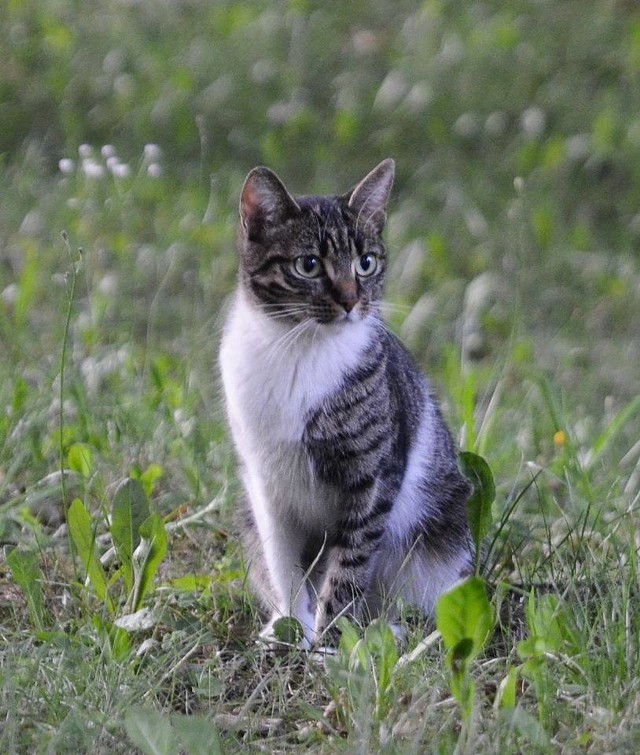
[243,472,317,645]
[256,521,317,647]
[314,492,391,639]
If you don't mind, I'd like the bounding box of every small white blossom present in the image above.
[143,143,162,161]
[1,283,19,306]
[101,144,116,159]
[147,162,162,178]
[58,158,75,175]
[82,158,106,179]
[566,134,590,162]
[110,161,131,178]
[454,112,479,138]
[78,144,93,158]
[521,107,546,138]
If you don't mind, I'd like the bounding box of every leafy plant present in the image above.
[325,618,403,737]
[67,477,168,623]
[460,451,496,574]
[436,577,495,730]
[517,590,580,725]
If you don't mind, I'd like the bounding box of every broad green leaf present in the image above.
[495,665,519,709]
[450,637,475,672]
[130,513,168,612]
[363,619,399,699]
[519,591,575,658]
[111,478,150,593]
[67,498,114,611]
[93,615,132,662]
[349,637,371,673]
[124,706,176,755]
[171,713,223,755]
[436,576,495,660]
[272,616,304,644]
[165,575,212,592]
[139,463,165,498]
[337,617,361,655]
[7,548,46,629]
[460,451,495,573]
[66,443,94,478]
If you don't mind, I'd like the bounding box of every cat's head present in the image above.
[237,159,395,325]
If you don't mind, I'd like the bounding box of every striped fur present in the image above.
[219,159,473,646]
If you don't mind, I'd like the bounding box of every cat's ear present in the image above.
[346,158,395,235]
[239,167,300,241]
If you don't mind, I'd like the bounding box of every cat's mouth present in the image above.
[311,302,365,325]
[333,307,361,324]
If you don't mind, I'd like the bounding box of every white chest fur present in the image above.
[219,292,375,526]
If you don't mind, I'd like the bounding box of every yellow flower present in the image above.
[553,430,567,447]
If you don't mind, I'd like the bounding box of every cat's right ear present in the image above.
[239,167,300,242]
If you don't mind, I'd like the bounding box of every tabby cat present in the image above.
[219,159,473,646]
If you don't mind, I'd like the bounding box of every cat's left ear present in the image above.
[240,167,300,242]
[345,158,395,235]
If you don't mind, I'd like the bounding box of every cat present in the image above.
[219,158,473,647]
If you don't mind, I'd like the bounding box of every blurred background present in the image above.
[2,5,640,749]
[0,0,639,508]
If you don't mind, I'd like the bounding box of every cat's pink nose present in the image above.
[341,296,357,312]
[334,282,358,312]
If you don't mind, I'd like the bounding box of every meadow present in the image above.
[1,1,639,752]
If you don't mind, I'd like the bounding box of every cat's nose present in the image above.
[341,296,357,313]
[334,282,358,312]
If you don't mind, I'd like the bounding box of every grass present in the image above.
[1,1,639,752]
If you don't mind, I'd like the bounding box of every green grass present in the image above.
[1,1,639,752]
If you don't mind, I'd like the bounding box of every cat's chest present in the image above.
[220,294,375,448]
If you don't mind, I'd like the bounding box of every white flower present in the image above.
[110,162,131,179]
[58,158,75,175]
[521,107,546,139]
[82,158,105,179]
[101,144,116,159]
[78,144,93,158]
[147,162,162,178]
[143,143,162,161]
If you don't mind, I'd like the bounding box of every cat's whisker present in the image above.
[376,301,413,315]
[263,323,302,364]
[260,302,306,309]
[262,310,306,322]
[259,303,307,314]
[264,318,313,367]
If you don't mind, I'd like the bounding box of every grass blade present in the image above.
[587,395,640,469]
[6,548,46,630]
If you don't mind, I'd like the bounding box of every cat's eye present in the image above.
[354,253,378,277]
[294,255,323,278]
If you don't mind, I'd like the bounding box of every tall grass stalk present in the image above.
[59,231,81,569]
